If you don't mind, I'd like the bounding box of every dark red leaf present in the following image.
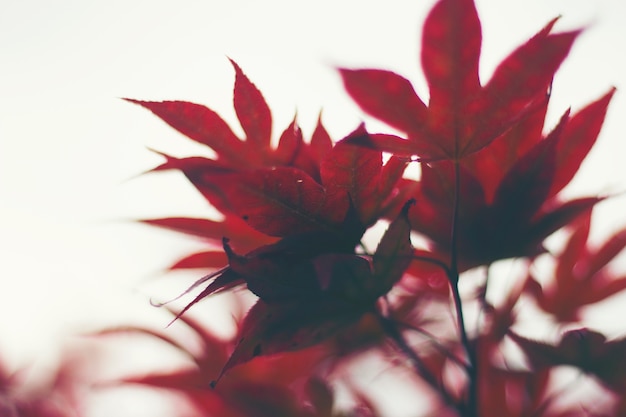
[168,268,245,324]
[340,0,579,161]
[230,58,272,148]
[120,368,211,391]
[169,251,227,270]
[529,213,626,322]
[370,200,415,297]
[141,216,277,270]
[511,329,626,393]
[274,117,300,161]
[147,152,236,213]
[375,157,413,219]
[321,129,384,225]
[148,151,229,175]
[318,128,410,226]
[421,0,481,146]
[223,167,347,237]
[494,197,600,265]
[554,211,591,282]
[125,99,245,165]
[314,254,374,301]
[476,21,580,154]
[526,197,603,252]
[491,110,568,222]
[461,96,549,203]
[338,69,428,137]
[140,216,271,244]
[309,113,333,163]
[129,60,329,179]
[549,88,616,197]
[408,162,486,265]
[270,115,324,181]
[407,92,607,267]
[586,227,626,278]
[376,156,409,202]
[214,299,363,384]
[94,308,331,417]
[222,238,322,303]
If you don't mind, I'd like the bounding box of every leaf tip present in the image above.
[227,56,245,78]
[401,198,416,216]
[540,16,561,36]
[606,86,618,100]
[122,97,147,108]
[342,124,373,147]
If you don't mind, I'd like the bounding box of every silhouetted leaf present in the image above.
[511,329,626,393]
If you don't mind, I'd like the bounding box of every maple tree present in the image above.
[5,0,625,416]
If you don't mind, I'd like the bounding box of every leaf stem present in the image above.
[448,159,478,417]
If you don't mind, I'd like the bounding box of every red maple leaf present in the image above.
[526,211,626,322]
[126,59,417,383]
[126,59,332,241]
[94,307,383,417]
[150,127,405,238]
[121,0,622,413]
[337,0,614,268]
[407,89,613,268]
[340,0,579,162]
[143,133,411,319]
[130,61,407,271]
[127,59,323,176]
[164,201,414,382]
[140,216,276,270]
[510,328,626,394]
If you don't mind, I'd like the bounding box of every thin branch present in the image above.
[448,159,478,417]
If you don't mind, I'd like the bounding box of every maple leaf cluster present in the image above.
[108,0,625,414]
[9,0,625,416]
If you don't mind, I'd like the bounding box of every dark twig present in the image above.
[449,159,478,417]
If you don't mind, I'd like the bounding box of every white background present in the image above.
[1,0,625,382]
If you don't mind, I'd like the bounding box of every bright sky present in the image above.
[1,0,625,372]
